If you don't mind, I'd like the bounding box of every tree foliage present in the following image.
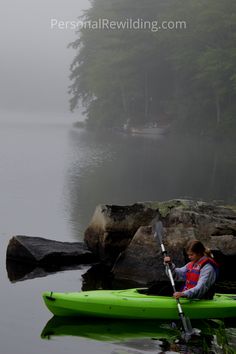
[69,0,236,137]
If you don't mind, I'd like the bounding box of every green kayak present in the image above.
[42,288,236,320]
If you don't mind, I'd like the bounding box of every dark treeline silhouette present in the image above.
[69,0,236,138]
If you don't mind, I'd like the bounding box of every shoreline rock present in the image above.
[7,235,96,266]
[84,203,158,264]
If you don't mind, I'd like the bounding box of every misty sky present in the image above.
[0,0,90,119]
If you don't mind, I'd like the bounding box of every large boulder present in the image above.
[84,203,158,263]
[112,225,189,286]
[112,226,165,285]
[109,200,236,285]
[7,235,96,266]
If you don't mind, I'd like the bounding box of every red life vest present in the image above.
[183,256,219,291]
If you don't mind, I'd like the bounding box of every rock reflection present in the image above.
[81,263,113,291]
[6,259,85,283]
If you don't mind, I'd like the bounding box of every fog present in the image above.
[0,0,90,120]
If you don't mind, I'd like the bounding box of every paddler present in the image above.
[164,240,219,300]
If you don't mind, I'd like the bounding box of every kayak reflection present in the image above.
[41,317,179,342]
[41,317,236,353]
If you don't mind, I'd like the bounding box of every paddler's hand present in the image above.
[173,292,185,299]
[163,256,171,264]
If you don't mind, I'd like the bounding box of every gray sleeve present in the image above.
[182,263,216,299]
[165,263,187,282]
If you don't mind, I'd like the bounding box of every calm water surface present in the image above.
[0,113,235,354]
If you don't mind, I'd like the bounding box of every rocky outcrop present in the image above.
[84,203,158,263]
[86,200,236,286]
[6,200,236,287]
[7,235,96,266]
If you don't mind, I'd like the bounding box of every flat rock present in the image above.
[6,235,96,266]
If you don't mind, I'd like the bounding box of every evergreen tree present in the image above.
[69,0,236,137]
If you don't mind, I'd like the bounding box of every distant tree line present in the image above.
[69,0,236,138]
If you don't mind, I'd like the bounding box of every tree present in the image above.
[69,0,236,138]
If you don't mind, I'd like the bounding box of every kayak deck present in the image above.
[42,288,236,320]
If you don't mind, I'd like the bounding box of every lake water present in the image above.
[0,113,236,354]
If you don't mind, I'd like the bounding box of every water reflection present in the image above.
[66,129,236,239]
[41,316,236,353]
[41,317,178,342]
[6,258,86,283]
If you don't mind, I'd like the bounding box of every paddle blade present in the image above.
[180,315,200,342]
[153,221,164,243]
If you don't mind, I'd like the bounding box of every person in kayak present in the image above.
[164,240,219,300]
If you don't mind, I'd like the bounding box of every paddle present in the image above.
[153,220,195,341]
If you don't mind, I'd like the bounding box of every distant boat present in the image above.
[114,121,170,136]
[130,125,169,136]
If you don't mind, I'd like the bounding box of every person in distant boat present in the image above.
[164,240,219,300]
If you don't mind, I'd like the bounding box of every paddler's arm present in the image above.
[163,256,187,282]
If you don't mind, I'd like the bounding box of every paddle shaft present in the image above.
[160,245,190,333]
[154,221,193,336]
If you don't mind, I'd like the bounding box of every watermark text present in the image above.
[50,18,187,32]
